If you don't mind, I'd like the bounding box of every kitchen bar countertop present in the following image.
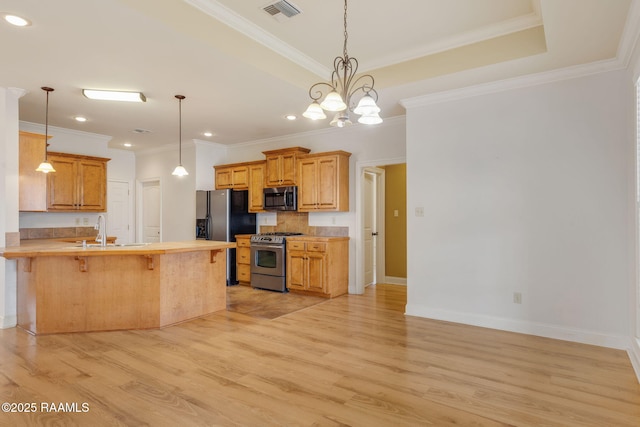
[0,239,235,258]
[2,239,235,335]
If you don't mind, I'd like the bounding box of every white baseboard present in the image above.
[405,304,630,350]
[0,315,17,329]
[629,338,640,383]
[383,276,407,285]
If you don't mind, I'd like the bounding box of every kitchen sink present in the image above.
[67,243,149,248]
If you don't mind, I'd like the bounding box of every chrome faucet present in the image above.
[94,214,107,247]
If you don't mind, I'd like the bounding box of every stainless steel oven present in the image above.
[250,232,301,292]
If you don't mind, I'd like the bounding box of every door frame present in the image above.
[136,178,162,243]
[354,157,405,295]
[363,167,385,287]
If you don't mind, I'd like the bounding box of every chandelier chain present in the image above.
[343,0,348,59]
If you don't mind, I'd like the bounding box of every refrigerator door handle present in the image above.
[206,215,212,240]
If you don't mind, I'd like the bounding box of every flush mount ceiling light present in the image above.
[303,0,382,127]
[3,14,31,27]
[36,87,56,174]
[82,89,146,102]
[171,95,189,177]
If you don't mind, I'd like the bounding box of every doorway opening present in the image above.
[355,158,406,295]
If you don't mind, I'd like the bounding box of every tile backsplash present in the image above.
[20,227,99,240]
[259,211,348,237]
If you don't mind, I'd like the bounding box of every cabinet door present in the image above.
[286,251,306,290]
[215,168,233,189]
[297,159,318,211]
[306,252,326,292]
[248,163,265,212]
[280,153,297,185]
[47,156,78,210]
[317,156,338,209]
[231,166,249,189]
[19,132,48,211]
[265,155,282,186]
[78,159,106,211]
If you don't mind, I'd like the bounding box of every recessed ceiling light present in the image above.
[203,132,213,137]
[285,114,297,121]
[123,143,133,147]
[83,89,146,102]
[4,14,31,27]
[74,116,87,122]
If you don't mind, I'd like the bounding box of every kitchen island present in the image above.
[0,240,235,334]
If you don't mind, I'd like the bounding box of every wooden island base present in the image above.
[3,241,233,335]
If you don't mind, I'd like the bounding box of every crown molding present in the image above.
[363,9,542,72]
[400,57,626,109]
[184,0,329,78]
[19,121,112,143]
[401,0,640,109]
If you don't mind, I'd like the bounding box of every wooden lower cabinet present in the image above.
[235,235,252,285]
[286,236,349,298]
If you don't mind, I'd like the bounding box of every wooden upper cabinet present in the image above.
[19,131,50,211]
[19,133,109,212]
[214,164,249,189]
[46,152,109,212]
[248,161,266,212]
[297,151,351,212]
[263,147,310,187]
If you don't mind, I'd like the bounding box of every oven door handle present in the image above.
[251,244,284,250]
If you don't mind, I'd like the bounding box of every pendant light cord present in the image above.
[41,86,54,162]
[178,96,182,165]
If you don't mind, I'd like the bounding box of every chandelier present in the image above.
[302,0,382,127]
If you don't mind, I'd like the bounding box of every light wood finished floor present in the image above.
[0,284,638,426]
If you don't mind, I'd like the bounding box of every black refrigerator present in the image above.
[196,190,256,286]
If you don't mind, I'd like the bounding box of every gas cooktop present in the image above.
[250,232,303,244]
[257,232,303,236]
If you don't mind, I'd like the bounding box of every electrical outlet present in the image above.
[513,292,522,304]
[83,218,89,225]
[75,217,81,225]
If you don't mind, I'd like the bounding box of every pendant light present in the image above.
[36,87,56,173]
[171,94,189,177]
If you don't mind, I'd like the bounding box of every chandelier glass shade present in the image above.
[36,86,56,173]
[171,95,189,177]
[303,0,382,127]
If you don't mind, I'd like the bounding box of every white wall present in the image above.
[136,142,196,242]
[0,87,25,328]
[404,70,632,349]
[18,122,136,230]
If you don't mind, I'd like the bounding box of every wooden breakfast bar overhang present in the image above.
[0,240,235,335]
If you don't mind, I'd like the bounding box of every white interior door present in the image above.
[107,180,131,244]
[141,180,161,243]
[364,171,376,286]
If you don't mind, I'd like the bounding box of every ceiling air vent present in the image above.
[262,0,301,21]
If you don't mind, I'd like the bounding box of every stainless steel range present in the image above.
[250,232,302,292]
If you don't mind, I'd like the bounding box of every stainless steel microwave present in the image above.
[263,186,297,211]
